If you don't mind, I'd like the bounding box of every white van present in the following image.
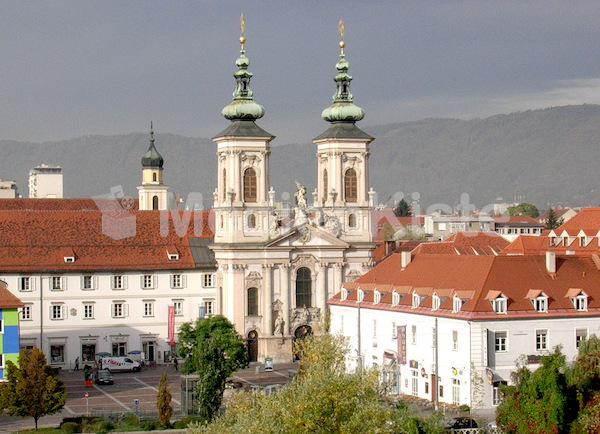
[101,357,141,372]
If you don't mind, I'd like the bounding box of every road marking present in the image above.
[62,405,76,415]
[273,370,293,379]
[233,374,257,387]
[132,377,181,406]
[92,384,131,410]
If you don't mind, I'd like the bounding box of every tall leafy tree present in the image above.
[0,347,67,430]
[507,202,540,218]
[178,315,249,421]
[544,208,564,230]
[157,372,173,427]
[394,198,412,217]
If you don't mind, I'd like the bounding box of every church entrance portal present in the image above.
[293,325,313,360]
[247,330,258,362]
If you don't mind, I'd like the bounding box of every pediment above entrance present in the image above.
[266,224,349,249]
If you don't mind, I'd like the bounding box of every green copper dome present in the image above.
[142,122,164,168]
[321,45,365,124]
[221,38,265,121]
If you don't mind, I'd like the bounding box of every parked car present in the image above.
[101,357,141,372]
[95,369,114,385]
[446,417,478,429]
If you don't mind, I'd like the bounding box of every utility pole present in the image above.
[434,317,439,411]
[357,299,362,372]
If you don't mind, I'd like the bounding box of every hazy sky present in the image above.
[3,1,600,145]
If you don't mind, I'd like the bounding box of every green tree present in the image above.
[507,202,540,218]
[178,315,249,421]
[496,348,575,434]
[157,372,173,427]
[0,347,67,430]
[544,208,564,230]
[193,333,444,433]
[568,335,600,432]
[394,198,411,217]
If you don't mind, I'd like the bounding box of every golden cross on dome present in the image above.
[338,19,345,55]
[240,14,246,51]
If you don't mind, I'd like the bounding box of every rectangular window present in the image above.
[452,330,458,351]
[170,274,186,288]
[411,325,417,344]
[495,331,507,352]
[143,301,154,317]
[50,304,65,320]
[534,296,547,312]
[575,295,587,311]
[203,274,214,288]
[20,305,32,321]
[51,276,63,291]
[204,300,214,316]
[492,297,507,313]
[83,303,94,319]
[439,377,444,398]
[112,302,127,318]
[373,319,377,337]
[19,277,31,291]
[81,275,94,290]
[392,322,397,339]
[452,378,460,405]
[536,329,548,351]
[112,275,127,290]
[112,342,127,357]
[493,381,507,406]
[141,275,155,289]
[576,328,588,349]
[411,370,418,396]
[173,300,183,316]
[50,344,65,363]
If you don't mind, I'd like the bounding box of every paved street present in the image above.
[0,361,299,433]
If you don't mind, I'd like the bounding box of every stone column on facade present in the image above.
[280,264,290,336]
[334,262,345,299]
[316,262,327,312]
[263,263,273,335]
[336,151,343,206]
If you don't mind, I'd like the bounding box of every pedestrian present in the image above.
[75,357,79,371]
[173,357,178,371]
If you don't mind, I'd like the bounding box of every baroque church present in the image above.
[138,22,377,363]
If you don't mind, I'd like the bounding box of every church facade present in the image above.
[210,29,377,362]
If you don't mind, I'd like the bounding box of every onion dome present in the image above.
[141,122,164,168]
[221,17,265,122]
[321,21,365,124]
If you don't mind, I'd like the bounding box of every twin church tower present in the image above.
[139,20,376,362]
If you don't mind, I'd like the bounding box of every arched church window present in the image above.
[222,168,227,201]
[152,172,157,182]
[322,169,328,202]
[152,195,159,210]
[247,287,258,316]
[243,168,257,203]
[344,168,357,202]
[247,213,256,229]
[348,213,356,228]
[296,267,312,308]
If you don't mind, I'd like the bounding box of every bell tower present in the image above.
[313,21,375,243]
[138,122,169,210]
[212,16,275,244]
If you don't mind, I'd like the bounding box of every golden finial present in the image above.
[239,14,246,50]
[338,19,345,55]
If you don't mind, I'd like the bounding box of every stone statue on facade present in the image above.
[273,310,284,336]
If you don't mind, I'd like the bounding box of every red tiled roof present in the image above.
[539,207,576,221]
[555,207,600,233]
[0,198,139,211]
[0,282,24,308]
[330,251,600,319]
[492,215,538,223]
[412,232,508,256]
[0,209,213,272]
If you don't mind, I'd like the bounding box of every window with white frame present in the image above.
[20,304,32,321]
[491,295,507,314]
[51,276,65,291]
[204,300,214,316]
[83,303,94,319]
[411,370,418,396]
[173,300,184,316]
[203,274,214,288]
[452,295,464,312]
[143,301,154,317]
[392,322,397,339]
[411,291,420,308]
[170,274,186,289]
[18,277,32,291]
[432,294,440,311]
[392,291,400,306]
[532,294,548,312]
[373,290,381,304]
[576,328,588,349]
[112,275,127,290]
[141,275,155,289]
[111,302,127,318]
[452,378,461,405]
[536,329,548,351]
[411,325,417,344]
[50,304,65,320]
[495,331,507,352]
[452,330,458,351]
[493,381,507,406]
[81,275,96,290]
[50,344,65,363]
[572,292,588,311]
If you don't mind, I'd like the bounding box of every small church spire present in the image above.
[321,20,365,124]
[221,14,265,121]
[142,121,164,168]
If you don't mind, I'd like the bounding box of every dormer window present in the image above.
[490,295,508,314]
[64,256,75,263]
[452,294,463,313]
[392,291,400,307]
[563,236,570,246]
[411,291,420,308]
[357,288,365,303]
[432,294,440,311]
[373,290,382,305]
[167,247,179,261]
[567,289,588,311]
[341,287,349,301]
[532,294,548,312]
[580,236,587,247]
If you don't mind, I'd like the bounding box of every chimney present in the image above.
[401,251,412,268]
[546,251,556,274]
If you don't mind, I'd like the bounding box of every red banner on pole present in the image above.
[168,305,175,346]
